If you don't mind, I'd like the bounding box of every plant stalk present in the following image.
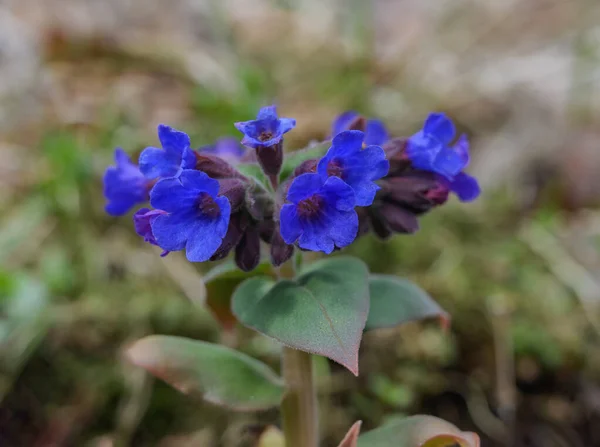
[281,346,318,447]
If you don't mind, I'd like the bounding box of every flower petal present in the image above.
[331,130,364,153]
[331,111,359,137]
[322,176,356,211]
[280,204,303,244]
[406,132,441,171]
[185,201,231,262]
[327,209,358,249]
[365,119,389,145]
[178,170,220,197]
[157,124,191,154]
[297,219,334,254]
[278,117,296,134]
[114,147,132,165]
[432,148,466,179]
[105,199,137,216]
[286,173,325,203]
[150,177,198,212]
[450,172,481,202]
[139,146,182,179]
[453,134,470,166]
[257,105,278,120]
[151,210,196,252]
[423,112,455,144]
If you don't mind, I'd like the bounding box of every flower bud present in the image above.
[380,172,448,214]
[235,226,261,272]
[382,137,410,174]
[194,152,242,179]
[270,224,294,267]
[218,178,247,212]
[293,159,318,177]
[346,115,367,132]
[368,209,393,240]
[378,202,419,234]
[210,213,248,261]
[256,141,283,177]
[258,219,275,243]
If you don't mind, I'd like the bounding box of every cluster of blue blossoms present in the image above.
[103,106,480,271]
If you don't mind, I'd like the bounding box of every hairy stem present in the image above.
[278,259,318,447]
[281,346,318,447]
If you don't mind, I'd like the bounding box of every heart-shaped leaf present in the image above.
[357,415,479,447]
[337,421,362,447]
[126,335,284,411]
[365,275,449,331]
[203,261,275,330]
[232,256,370,375]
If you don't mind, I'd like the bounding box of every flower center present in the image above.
[326,159,344,178]
[297,194,324,218]
[198,193,220,218]
[259,131,273,142]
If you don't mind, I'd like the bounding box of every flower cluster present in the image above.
[103,106,480,270]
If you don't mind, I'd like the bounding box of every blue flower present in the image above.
[234,105,296,149]
[331,111,390,145]
[139,124,196,179]
[280,173,358,254]
[407,113,480,202]
[133,208,169,257]
[317,130,389,206]
[149,170,231,262]
[103,148,150,216]
[198,137,245,164]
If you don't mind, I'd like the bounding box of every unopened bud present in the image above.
[293,159,318,177]
[378,202,419,234]
[235,227,261,272]
[218,178,247,212]
[270,224,294,266]
[210,213,248,261]
[256,141,283,177]
[194,152,241,179]
[382,138,410,174]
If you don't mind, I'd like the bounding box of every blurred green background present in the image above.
[1,0,600,446]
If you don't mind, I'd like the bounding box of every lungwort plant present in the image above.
[104,106,481,447]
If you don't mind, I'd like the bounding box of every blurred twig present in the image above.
[519,221,600,334]
[488,295,516,447]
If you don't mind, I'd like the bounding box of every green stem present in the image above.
[278,257,318,447]
[281,346,318,447]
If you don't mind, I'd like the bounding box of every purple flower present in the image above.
[280,173,358,254]
[234,105,296,149]
[198,137,245,164]
[317,130,389,206]
[139,124,196,180]
[407,113,480,202]
[331,111,390,145]
[103,148,150,216]
[133,208,169,257]
[149,170,231,262]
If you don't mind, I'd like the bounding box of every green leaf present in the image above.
[365,275,449,331]
[203,261,275,330]
[357,415,479,447]
[232,256,370,375]
[126,335,284,411]
[0,273,50,400]
[279,142,330,181]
